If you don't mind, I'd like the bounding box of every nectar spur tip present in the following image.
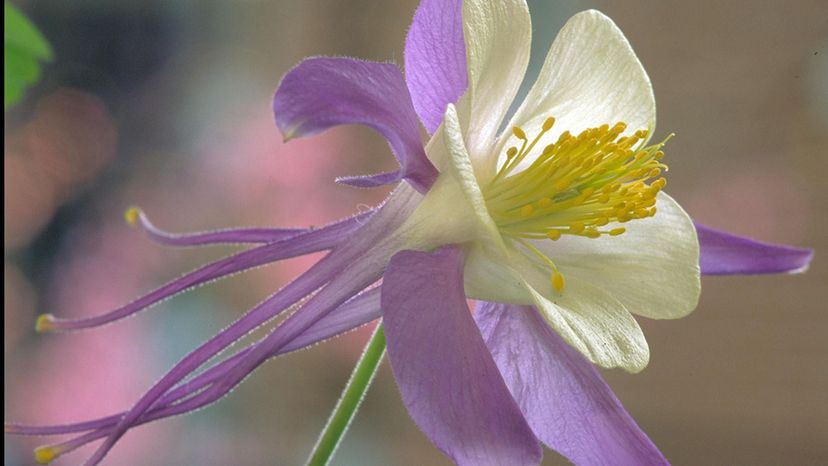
[34,446,59,464]
[35,314,56,333]
[124,206,141,226]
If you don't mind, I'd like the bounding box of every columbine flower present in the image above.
[6,1,813,465]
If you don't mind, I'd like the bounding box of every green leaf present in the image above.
[5,2,52,59]
[5,1,53,109]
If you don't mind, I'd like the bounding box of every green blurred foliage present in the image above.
[5,1,52,109]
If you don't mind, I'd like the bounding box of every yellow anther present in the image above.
[34,446,59,464]
[35,314,56,333]
[552,178,572,192]
[553,154,570,169]
[551,271,565,293]
[124,206,141,226]
[602,183,620,193]
[632,152,648,164]
[482,120,672,296]
[555,141,572,156]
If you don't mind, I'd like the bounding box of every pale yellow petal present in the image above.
[533,193,700,319]
[461,0,531,176]
[495,10,656,171]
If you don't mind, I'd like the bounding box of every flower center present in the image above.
[482,117,671,293]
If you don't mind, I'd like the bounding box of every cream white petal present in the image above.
[396,104,504,252]
[496,9,656,172]
[523,277,650,373]
[415,105,532,303]
[464,240,533,305]
[461,0,531,176]
[534,192,700,320]
[491,243,650,372]
[463,233,650,372]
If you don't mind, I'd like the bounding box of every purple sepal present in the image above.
[382,247,542,466]
[696,223,813,275]
[273,57,437,192]
[476,302,669,466]
[404,0,467,134]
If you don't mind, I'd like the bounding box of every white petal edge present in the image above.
[526,280,649,373]
[466,241,651,372]
[534,192,701,320]
[492,9,656,174]
[398,104,506,253]
[461,0,531,177]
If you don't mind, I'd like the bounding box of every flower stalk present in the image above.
[306,323,386,466]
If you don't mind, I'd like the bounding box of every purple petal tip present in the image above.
[696,223,814,276]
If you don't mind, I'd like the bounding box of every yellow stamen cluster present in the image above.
[483,117,671,293]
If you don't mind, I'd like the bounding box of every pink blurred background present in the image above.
[5,1,827,465]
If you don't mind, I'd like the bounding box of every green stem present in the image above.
[305,322,386,466]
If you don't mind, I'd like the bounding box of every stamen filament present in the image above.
[515,238,565,293]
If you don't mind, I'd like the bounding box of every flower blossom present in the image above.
[6,1,813,465]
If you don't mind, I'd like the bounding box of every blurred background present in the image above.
[4,1,827,465]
